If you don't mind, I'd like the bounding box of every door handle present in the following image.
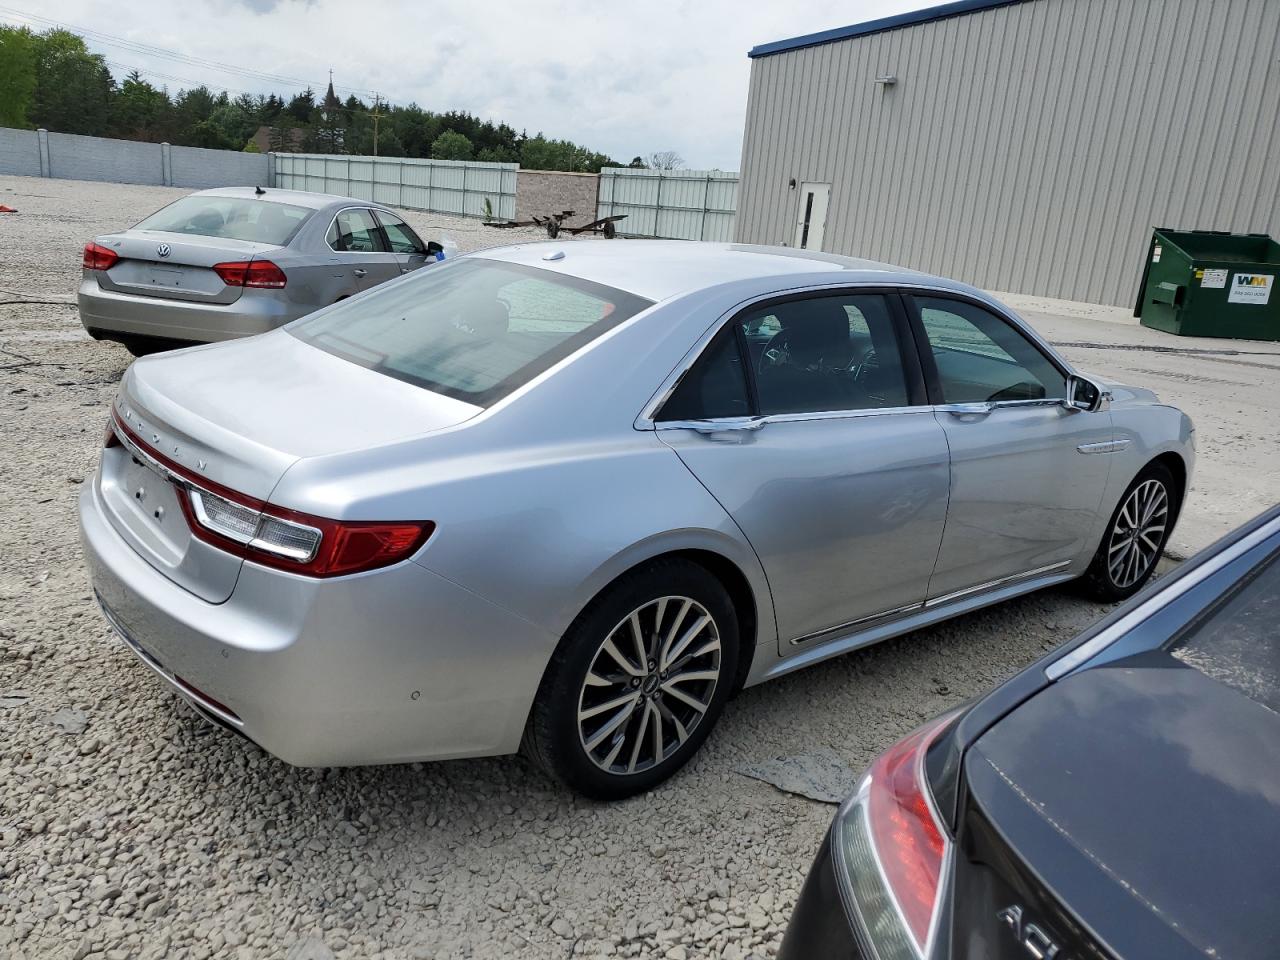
[939,402,994,417]
[353,268,368,278]
[689,417,767,435]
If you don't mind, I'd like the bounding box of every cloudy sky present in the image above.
[3,0,935,169]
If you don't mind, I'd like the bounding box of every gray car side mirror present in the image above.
[1064,375,1104,412]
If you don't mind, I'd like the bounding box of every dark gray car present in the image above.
[78,186,449,354]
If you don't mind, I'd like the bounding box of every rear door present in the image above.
[905,293,1113,601]
[327,207,401,289]
[655,289,950,652]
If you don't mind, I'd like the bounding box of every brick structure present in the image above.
[515,170,598,228]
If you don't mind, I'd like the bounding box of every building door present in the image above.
[793,182,830,251]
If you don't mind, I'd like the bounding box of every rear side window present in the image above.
[658,330,751,421]
[1172,550,1280,713]
[289,258,651,407]
[658,292,911,421]
[133,196,311,245]
[327,208,386,253]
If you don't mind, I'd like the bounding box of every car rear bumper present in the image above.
[78,479,557,766]
[78,276,303,343]
[777,832,864,960]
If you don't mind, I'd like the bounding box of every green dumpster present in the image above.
[1135,228,1280,341]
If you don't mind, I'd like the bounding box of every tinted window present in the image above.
[1172,550,1280,714]
[658,330,750,421]
[743,293,910,415]
[134,196,311,245]
[913,296,1065,403]
[327,208,385,253]
[290,259,650,406]
[376,211,424,254]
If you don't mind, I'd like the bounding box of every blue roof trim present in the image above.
[748,0,1029,58]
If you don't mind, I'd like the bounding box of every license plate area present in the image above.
[101,446,191,567]
[146,266,184,289]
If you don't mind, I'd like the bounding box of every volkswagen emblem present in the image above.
[156,243,171,258]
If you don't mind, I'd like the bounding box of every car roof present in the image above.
[471,239,963,302]
[194,186,376,212]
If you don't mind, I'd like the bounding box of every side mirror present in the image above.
[1063,375,1104,412]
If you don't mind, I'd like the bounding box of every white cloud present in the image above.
[39,0,932,169]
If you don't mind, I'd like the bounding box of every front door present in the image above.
[905,293,1114,601]
[794,182,830,251]
[374,209,432,274]
[655,290,949,651]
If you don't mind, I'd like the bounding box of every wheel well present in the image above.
[1152,451,1188,517]
[670,549,759,692]
[585,549,760,693]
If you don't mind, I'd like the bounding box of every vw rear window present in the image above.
[1172,550,1280,713]
[134,196,312,245]
[288,258,651,407]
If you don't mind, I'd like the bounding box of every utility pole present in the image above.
[372,94,382,157]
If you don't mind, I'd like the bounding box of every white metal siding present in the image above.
[598,168,738,241]
[272,154,517,220]
[736,0,1280,306]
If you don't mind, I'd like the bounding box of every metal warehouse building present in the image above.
[735,0,1280,306]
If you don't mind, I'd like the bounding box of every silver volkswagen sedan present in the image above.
[79,241,1195,798]
[78,186,448,355]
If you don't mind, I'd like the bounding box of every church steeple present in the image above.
[324,69,340,112]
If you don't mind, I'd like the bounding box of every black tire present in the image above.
[524,558,739,800]
[115,334,192,357]
[1079,461,1178,602]
[602,221,617,239]
[545,220,560,239]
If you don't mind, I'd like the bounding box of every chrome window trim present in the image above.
[325,205,391,255]
[655,404,938,433]
[1045,512,1280,680]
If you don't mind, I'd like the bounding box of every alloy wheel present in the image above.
[1107,478,1169,589]
[577,596,722,775]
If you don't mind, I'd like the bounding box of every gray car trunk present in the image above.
[92,231,284,305]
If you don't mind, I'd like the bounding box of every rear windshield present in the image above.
[1172,549,1280,714]
[288,258,651,406]
[134,196,312,246]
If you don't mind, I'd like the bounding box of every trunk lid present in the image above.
[954,659,1280,960]
[101,331,481,601]
[90,231,282,305]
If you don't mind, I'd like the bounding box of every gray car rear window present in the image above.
[134,196,312,245]
[1172,549,1280,713]
[288,258,652,407]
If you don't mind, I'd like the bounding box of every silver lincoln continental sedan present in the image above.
[79,241,1195,798]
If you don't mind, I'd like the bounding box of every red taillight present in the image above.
[866,717,951,950]
[82,242,119,271]
[832,709,961,959]
[111,411,431,577]
[212,259,287,289]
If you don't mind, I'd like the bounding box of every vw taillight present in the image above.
[82,242,120,271]
[212,259,287,289]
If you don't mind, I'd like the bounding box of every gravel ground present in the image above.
[0,175,1274,960]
